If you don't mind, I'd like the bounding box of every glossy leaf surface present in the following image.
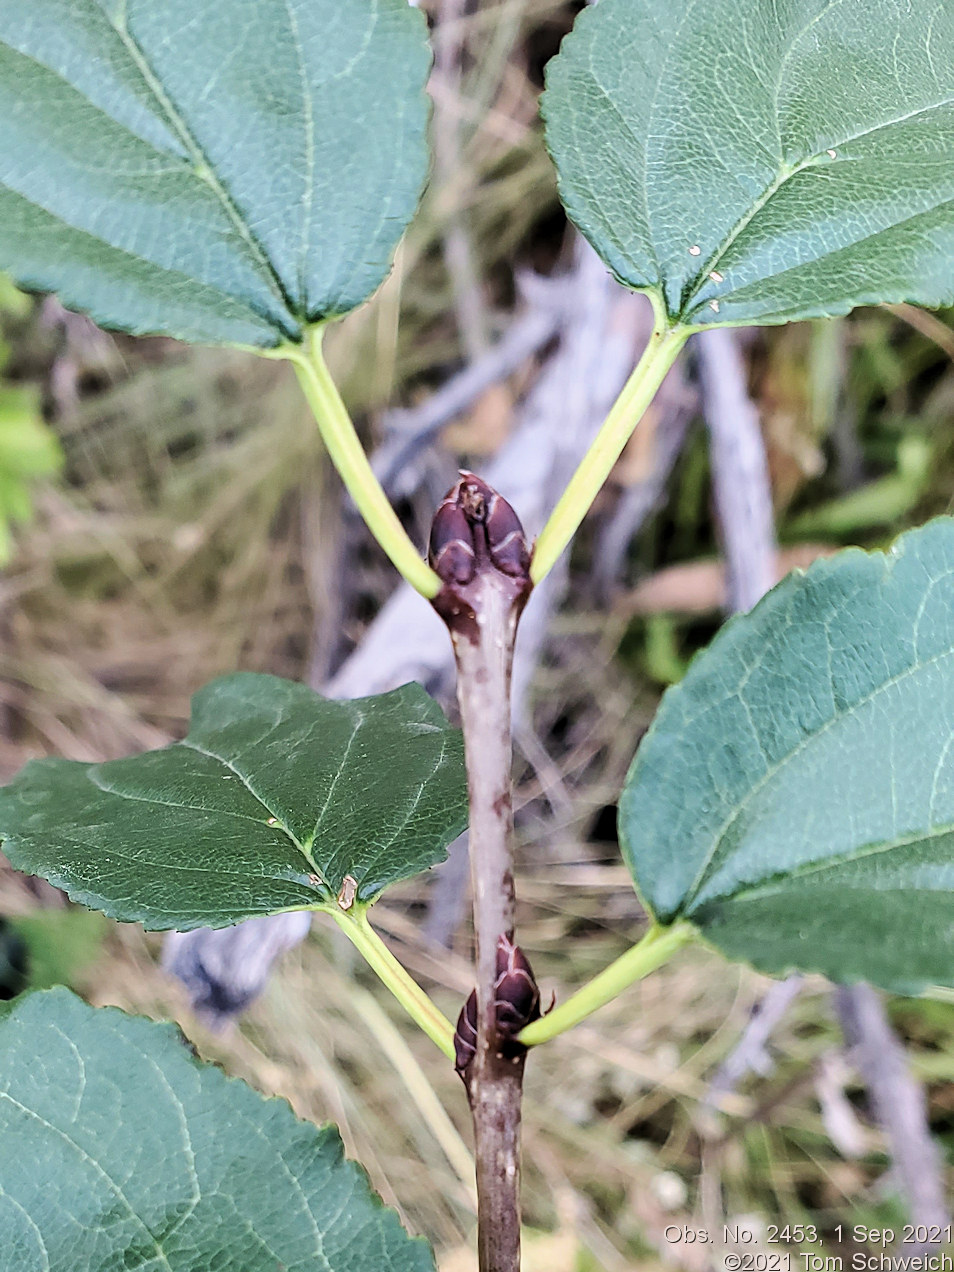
[544,0,954,327]
[0,988,435,1272]
[620,519,954,992]
[0,674,467,929]
[0,0,430,345]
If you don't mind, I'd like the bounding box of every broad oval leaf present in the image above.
[543,0,954,328]
[0,0,430,346]
[0,674,467,929]
[0,988,435,1272]
[619,518,954,993]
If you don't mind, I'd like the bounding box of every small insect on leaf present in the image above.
[337,875,359,911]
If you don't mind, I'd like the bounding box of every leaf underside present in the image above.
[544,0,954,328]
[619,518,954,994]
[0,988,436,1272]
[0,0,431,345]
[0,674,468,930]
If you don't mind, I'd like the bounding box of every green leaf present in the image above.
[0,988,436,1272]
[0,273,31,320]
[0,0,431,346]
[9,909,108,991]
[0,674,467,930]
[0,387,63,481]
[543,0,954,328]
[619,518,954,993]
[785,435,931,539]
[0,385,63,563]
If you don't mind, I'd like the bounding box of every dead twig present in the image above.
[373,280,564,496]
[616,544,837,619]
[835,984,949,1244]
[705,976,804,1111]
[431,0,490,362]
[696,327,777,613]
[162,912,312,1031]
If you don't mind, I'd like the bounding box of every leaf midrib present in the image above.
[681,96,954,320]
[690,816,954,915]
[106,6,300,324]
[180,738,323,880]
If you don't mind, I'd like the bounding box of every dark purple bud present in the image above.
[454,939,548,1077]
[429,499,476,585]
[493,935,541,1041]
[429,472,531,588]
[485,491,531,578]
[454,989,478,1079]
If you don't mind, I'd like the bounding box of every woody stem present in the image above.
[450,571,525,1272]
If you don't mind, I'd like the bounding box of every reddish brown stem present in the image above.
[430,473,533,1272]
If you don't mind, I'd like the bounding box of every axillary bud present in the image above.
[454,934,544,1080]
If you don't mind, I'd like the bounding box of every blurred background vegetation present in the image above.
[1,1,954,1268]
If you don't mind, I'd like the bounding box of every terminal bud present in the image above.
[429,472,532,635]
[428,472,530,587]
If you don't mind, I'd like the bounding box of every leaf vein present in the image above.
[281,0,314,310]
[0,1187,50,1272]
[698,817,954,910]
[682,640,954,910]
[308,708,365,852]
[179,738,319,874]
[348,736,450,898]
[0,1090,175,1271]
[87,774,276,828]
[686,99,954,317]
[105,11,297,322]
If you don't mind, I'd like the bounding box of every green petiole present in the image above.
[517,920,696,1046]
[530,321,689,585]
[282,327,442,600]
[275,313,689,599]
[328,904,456,1061]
